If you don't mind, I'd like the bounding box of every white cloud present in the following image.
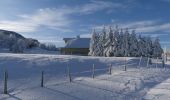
[80,33,92,38]
[120,20,156,28]
[0,8,73,33]
[0,20,37,32]
[93,20,170,34]
[0,1,128,33]
[76,0,123,14]
[118,20,170,33]
[134,23,170,33]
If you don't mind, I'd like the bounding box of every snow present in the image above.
[0,53,170,100]
[24,47,59,54]
[0,47,59,55]
[144,72,170,100]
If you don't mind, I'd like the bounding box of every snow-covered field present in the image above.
[0,53,170,100]
[0,48,60,55]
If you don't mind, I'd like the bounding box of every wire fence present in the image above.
[0,57,169,100]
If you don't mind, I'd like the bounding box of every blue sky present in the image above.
[0,0,170,48]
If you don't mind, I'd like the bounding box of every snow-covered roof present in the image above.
[65,38,90,48]
[63,38,73,43]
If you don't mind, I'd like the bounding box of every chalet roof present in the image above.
[65,38,90,48]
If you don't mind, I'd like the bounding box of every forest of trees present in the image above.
[89,26,163,57]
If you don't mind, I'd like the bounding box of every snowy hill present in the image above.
[0,29,40,52]
[0,54,170,99]
[0,29,25,39]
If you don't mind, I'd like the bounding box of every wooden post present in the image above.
[92,64,95,79]
[156,57,158,68]
[166,53,168,62]
[165,47,167,62]
[147,57,149,68]
[124,57,127,71]
[41,71,44,87]
[67,67,72,82]
[149,58,152,65]
[109,64,112,75]
[4,70,8,94]
[162,58,165,68]
[138,56,142,68]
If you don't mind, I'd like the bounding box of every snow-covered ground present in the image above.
[24,47,60,54]
[0,47,59,55]
[0,53,170,100]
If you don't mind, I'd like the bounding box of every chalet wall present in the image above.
[61,48,89,56]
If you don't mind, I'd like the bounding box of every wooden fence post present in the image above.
[156,57,158,68]
[124,57,127,71]
[67,67,72,82]
[138,56,142,68]
[147,57,149,68]
[41,71,44,87]
[92,64,95,79]
[162,58,165,68]
[166,53,168,62]
[4,70,8,94]
[109,64,112,75]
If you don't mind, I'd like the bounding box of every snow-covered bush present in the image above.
[10,39,26,53]
[89,26,163,57]
[25,38,39,48]
[39,43,57,51]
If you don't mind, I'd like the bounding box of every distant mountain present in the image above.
[0,29,40,53]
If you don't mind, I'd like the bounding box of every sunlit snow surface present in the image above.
[0,53,170,100]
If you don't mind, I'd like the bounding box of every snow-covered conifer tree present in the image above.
[104,26,113,57]
[152,38,163,57]
[145,37,153,57]
[113,25,120,56]
[89,26,163,57]
[129,30,138,57]
[119,29,124,56]
[101,26,107,56]
[96,27,107,56]
[89,29,98,56]
[138,35,147,56]
[94,34,103,56]
[124,28,130,56]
